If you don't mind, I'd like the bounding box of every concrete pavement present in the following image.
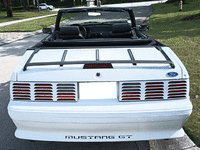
[0,30,43,46]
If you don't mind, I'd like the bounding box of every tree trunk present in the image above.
[27,0,30,7]
[36,0,40,12]
[1,0,13,17]
[23,0,30,10]
[23,0,27,9]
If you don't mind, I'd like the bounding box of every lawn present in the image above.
[0,10,57,23]
[146,0,200,146]
[0,15,57,32]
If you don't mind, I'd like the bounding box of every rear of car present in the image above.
[8,46,192,142]
[8,7,192,142]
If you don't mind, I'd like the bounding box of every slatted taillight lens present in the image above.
[34,84,53,100]
[121,83,141,101]
[12,83,30,100]
[11,82,78,101]
[168,81,187,99]
[145,82,164,100]
[57,84,76,101]
[120,80,188,102]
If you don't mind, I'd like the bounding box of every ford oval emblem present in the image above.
[167,72,178,77]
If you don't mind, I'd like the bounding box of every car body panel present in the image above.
[8,99,192,141]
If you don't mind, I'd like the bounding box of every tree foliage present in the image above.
[1,0,13,17]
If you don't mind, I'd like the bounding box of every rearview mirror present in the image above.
[139,25,149,31]
[42,28,52,34]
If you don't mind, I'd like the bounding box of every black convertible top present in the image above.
[41,7,156,47]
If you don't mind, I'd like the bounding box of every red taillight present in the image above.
[13,83,30,86]
[57,84,76,101]
[122,92,140,95]
[57,93,75,95]
[57,93,75,100]
[83,63,113,69]
[122,95,140,98]
[120,82,141,101]
[145,82,164,100]
[145,95,163,100]
[57,95,75,100]
[168,81,187,99]
[12,82,77,101]
[35,84,52,86]
[122,98,140,100]
[12,83,31,100]
[34,84,53,101]
[120,80,188,101]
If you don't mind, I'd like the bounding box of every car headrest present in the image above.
[112,23,131,33]
[60,26,80,36]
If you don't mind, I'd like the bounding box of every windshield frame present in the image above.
[55,7,136,31]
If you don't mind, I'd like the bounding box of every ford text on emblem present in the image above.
[167,72,178,77]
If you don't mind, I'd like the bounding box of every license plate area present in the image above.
[79,82,117,100]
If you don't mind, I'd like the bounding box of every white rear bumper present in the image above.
[8,99,192,142]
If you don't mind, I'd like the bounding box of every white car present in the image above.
[37,3,54,10]
[8,7,192,142]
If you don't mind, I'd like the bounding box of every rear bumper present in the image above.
[8,98,192,142]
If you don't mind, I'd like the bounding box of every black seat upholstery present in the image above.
[59,26,84,39]
[111,23,133,38]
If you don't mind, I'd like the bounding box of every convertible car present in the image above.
[8,7,192,142]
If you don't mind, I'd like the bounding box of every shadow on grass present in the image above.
[147,15,200,39]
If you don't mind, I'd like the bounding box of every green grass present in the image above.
[146,0,200,146]
[0,10,57,23]
[0,15,57,32]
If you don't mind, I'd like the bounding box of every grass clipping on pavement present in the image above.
[146,0,200,146]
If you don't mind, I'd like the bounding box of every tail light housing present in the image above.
[119,80,188,101]
[34,84,53,101]
[57,84,76,101]
[11,82,77,101]
[121,83,141,101]
[145,82,164,100]
[11,80,188,102]
[168,81,187,99]
[12,83,31,100]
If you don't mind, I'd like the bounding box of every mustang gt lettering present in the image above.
[65,135,132,140]
[7,7,192,142]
